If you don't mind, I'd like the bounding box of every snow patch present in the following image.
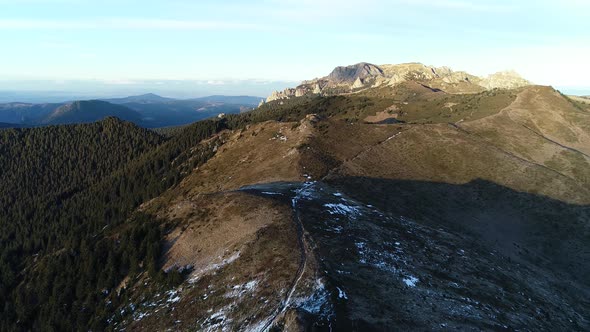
[202,307,232,332]
[225,280,259,298]
[403,275,419,287]
[293,279,331,316]
[134,311,150,321]
[327,225,344,233]
[188,251,240,283]
[261,191,282,196]
[336,287,348,300]
[293,181,317,201]
[166,289,181,303]
[355,240,411,275]
[325,203,361,217]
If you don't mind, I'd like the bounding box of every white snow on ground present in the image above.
[167,295,180,303]
[294,181,317,201]
[261,191,282,196]
[355,239,424,290]
[202,307,232,332]
[325,203,361,217]
[403,275,419,287]
[336,287,348,300]
[134,311,150,321]
[188,251,241,283]
[355,241,370,264]
[166,289,181,303]
[327,225,344,233]
[244,280,257,290]
[293,278,330,315]
[224,279,259,298]
[333,192,343,197]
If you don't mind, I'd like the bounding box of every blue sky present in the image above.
[0,0,589,97]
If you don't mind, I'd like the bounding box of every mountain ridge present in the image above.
[266,62,531,102]
[103,93,176,104]
[0,94,262,128]
[42,100,143,125]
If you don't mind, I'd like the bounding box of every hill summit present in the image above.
[266,62,531,102]
[42,100,142,125]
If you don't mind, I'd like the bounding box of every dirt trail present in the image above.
[518,123,590,160]
[450,122,575,181]
[255,182,312,331]
[322,129,403,180]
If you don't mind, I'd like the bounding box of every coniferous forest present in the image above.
[0,116,224,330]
[0,98,337,330]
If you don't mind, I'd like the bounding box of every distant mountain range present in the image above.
[0,122,26,128]
[42,100,143,125]
[0,94,261,128]
[102,93,176,104]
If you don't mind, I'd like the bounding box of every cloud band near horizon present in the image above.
[0,18,264,30]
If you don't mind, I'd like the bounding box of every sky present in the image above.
[0,0,589,98]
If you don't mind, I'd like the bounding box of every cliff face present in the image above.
[327,62,384,83]
[266,62,531,102]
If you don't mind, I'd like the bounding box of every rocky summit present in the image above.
[265,62,531,102]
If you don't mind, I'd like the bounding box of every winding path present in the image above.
[258,183,311,331]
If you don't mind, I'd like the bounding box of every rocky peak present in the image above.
[265,62,532,103]
[327,62,384,83]
[479,70,531,89]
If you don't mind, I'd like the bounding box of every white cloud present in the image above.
[265,0,515,13]
[393,0,516,12]
[0,18,264,30]
[102,79,139,85]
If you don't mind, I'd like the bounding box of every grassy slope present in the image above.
[461,86,590,188]
[117,83,590,330]
[312,86,590,292]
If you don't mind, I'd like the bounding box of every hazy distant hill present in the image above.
[102,93,176,104]
[41,100,143,125]
[103,93,261,127]
[0,102,62,124]
[189,95,261,105]
[0,93,262,128]
[0,122,27,128]
[103,93,260,105]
